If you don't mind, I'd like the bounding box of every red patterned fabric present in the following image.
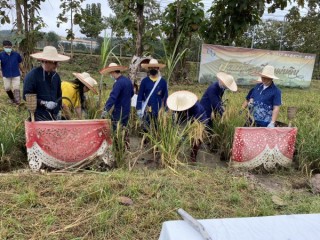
[232,127,297,163]
[25,120,112,163]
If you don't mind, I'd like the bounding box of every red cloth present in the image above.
[25,120,112,162]
[231,127,297,162]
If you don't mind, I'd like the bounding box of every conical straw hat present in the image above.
[141,59,166,69]
[167,90,198,111]
[99,63,128,74]
[217,72,237,92]
[72,72,98,94]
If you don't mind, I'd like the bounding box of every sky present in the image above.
[0,0,307,38]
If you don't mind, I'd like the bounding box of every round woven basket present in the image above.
[25,94,37,112]
[287,107,297,120]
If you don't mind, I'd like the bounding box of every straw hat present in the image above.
[72,72,98,94]
[258,65,279,80]
[217,72,237,92]
[30,46,70,62]
[167,90,198,112]
[141,59,166,69]
[99,63,128,74]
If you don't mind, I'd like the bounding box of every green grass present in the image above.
[1,168,320,239]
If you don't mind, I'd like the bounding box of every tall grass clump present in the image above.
[111,122,128,168]
[161,32,188,83]
[144,109,191,171]
[294,110,320,173]
[0,109,26,171]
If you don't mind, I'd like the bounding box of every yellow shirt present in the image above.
[61,81,81,108]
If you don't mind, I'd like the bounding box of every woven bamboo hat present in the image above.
[141,59,166,69]
[258,65,279,80]
[217,72,237,92]
[72,72,98,94]
[100,63,128,74]
[30,46,70,62]
[167,90,198,112]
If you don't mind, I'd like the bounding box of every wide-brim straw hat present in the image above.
[217,72,237,92]
[141,59,166,69]
[258,65,279,80]
[72,72,98,94]
[100,63,128,74]
[30,46,70,62]
[167,90,198,112]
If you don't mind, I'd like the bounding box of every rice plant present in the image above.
[143,109,197,171]
[111,122,128,169]
[0,109,26,170]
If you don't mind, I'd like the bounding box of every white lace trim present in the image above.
[231,145,292,171]
[27,140,114,170]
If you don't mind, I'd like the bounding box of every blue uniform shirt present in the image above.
[23,66,62,121]
[246,82,281,126]
[187,102,208,124]
[200,81,225,118]
[136,76,168,116]
[0,51,22,78]
[104,75,134,126]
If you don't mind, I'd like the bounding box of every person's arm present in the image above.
[208,87,224,115]
[75,107,82,119]
[271,88,282,123]
[57,78,62,110]
[62,104,72,120]
[271,105,280,123]
[104,82,121,112]
[162,80,168,108]
[136,79,146,110]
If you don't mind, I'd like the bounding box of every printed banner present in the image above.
[199,44,316,88]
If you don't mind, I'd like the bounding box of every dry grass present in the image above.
[1,168,320,239]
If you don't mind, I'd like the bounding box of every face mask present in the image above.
[149,69,158,76]
[110,75,116,81]
[4,48,12,53]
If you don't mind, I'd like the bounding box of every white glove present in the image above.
[267,122,275,128]
[101,110,108,119]
[137,110,143,119]
[41,101,58,110]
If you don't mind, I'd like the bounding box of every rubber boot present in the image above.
[6,90,15,104]
[190,142,201,162]
[13,89,21,105]
[124,128,130,150]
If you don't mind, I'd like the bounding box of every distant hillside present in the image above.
[0,30,16,44]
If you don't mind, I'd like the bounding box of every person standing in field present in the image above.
[23,46,70,121]
[200,72,237,127]
[136,59,168,129]
[61,72,98,120]
[240,65,281,127]
[100,63,134,149]
[0,40,24,105]
[167,90,208,162]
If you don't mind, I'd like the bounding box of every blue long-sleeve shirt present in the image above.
[177,102,208,125]
[200,81,225,118]
[136,76,168,116]
[23,66,62,121]
[104,75,134,123]
[187,102,208,124]
[0,51,22,78]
